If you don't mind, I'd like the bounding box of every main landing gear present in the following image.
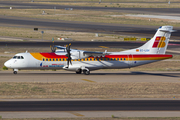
[75,69,90,75]
[13,69,18,74]
[76,69,82,74]
[83,70,90,75]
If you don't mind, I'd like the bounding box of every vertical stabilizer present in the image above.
[122,26,175,54]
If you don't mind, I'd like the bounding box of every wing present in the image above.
[55,45,77,50]
[83,51,109,56]
[54,45,109,58]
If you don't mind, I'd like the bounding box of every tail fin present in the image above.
[123,26,175,54]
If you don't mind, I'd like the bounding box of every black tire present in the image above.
[84,70,90,75]
[76,69,82,74]
[13,71,17,74]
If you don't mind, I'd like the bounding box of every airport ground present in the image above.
[0,0,180,119]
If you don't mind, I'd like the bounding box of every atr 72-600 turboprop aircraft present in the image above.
[4,26,175,75]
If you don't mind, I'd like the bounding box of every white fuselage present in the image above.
[4,52,172,72]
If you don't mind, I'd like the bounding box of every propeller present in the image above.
[66,43,72,67]
[51,45,56,52]
[50,39,56,52]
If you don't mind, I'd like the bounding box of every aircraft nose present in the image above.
[4,61,10,68]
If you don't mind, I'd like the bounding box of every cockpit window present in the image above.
[13,56,24,59]
[13,56,17,59]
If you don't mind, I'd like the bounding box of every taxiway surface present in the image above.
[1,41,180,49]
[0,16,180,39]
[1,1,180,15]
[0,71,180,83]
[0,100,180,111]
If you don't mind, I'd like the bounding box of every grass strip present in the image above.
[0,82,180,99]
[1,117,180,120]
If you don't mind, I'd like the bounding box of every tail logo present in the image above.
[152,36,166,48]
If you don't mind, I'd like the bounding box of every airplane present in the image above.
[4,26,175,75]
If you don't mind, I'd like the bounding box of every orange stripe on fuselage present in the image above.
[30,53,44,60]
[30,53,67,60]
[40,53,67,58]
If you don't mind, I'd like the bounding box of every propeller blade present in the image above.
[51,46,56,52]
[66,43,72,67]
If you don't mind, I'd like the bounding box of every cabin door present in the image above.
[128,54,134,67]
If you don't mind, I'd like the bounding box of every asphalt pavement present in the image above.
[1,1,180,15]
[0,41,180,49]
[0,100,180,111]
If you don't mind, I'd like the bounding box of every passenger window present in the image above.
[17,56,20,59]
[56,59,58,61]
[43,58,45,61]
[121,58,122,61]
[124,58,126,61]
[53,59,55,61]
[21,56,24,59]
[59,59,61,61]
[46,59,48,61]
[50,59,51,61]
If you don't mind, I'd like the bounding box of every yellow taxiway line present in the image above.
[99,46,109,48]
[81,79,96,83]
[69,112,84,117]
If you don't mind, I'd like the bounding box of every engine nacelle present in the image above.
[71,51,90,59]
[63,64,81,71]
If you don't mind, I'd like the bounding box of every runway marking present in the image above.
[99,46,109,48]
[81,79,96,83]
[69,112,84,117]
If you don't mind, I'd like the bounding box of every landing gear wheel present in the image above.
[13,71,17,74]
[76,69,82,74]
[83,70,90,75]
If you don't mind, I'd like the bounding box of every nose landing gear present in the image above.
[13,71,17,74]
[13,69,18,74]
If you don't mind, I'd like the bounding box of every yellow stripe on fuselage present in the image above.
[130,57,170,61]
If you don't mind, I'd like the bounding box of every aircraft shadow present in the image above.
[90,71,180,78]
[6,71,180,78]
